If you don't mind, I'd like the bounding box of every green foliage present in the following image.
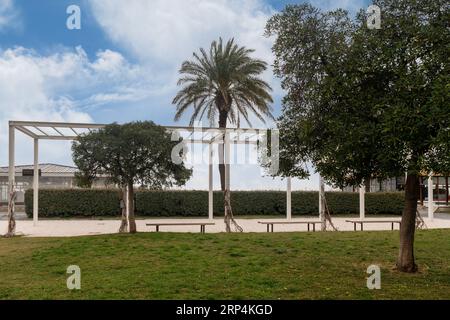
[72,121,192,189]
[74,172,94,188]
[25,189,121,217]
[25,188,404,217]
[266,0,450,187]
[173,37,274,127]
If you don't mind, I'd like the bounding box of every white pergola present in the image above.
[7,120,299,225]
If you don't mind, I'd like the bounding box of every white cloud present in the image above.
[0,46,148,166]
[0,0,21,32]
[88,0,279,95]
[90,0,274,64]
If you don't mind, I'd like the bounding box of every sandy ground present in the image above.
[1,212,450,237]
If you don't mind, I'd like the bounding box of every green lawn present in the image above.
[1,229,449,299]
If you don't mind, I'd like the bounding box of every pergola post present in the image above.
[224,132,231,190]
[428,174,434,221]
[359,185,365,219]
[319,175,326,230]
[286,177,292,220]
[33,138,39,226]
[208,143,213,220]
[8,124,15,220]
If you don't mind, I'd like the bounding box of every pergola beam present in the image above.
[52,126,65,136]
[70,127,80,136]
[32,126,49,136]
[15,126,38,139]
[9,120,107,129]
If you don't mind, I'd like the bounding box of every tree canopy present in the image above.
[72,121,192,189]
[173,37,274,128]
[265,0,449,272]
[72,121,192,233]
[266,0,449,185]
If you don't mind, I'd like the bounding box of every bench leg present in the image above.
[354,223,356,231]
[307,223,310,232]
[391,222,394,231]
[267,225,269,233]
[271,224,274,232]
[156,225,159,232]
[200,225,204,233]
[313,224,316,232]
[361,223,363,231]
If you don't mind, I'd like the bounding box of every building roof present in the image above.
[0,163,78,177]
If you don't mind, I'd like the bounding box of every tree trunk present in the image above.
[365,178,371,192]
[218,110,227,191]
[127,181,137,233]
[118,187,128,233]
[224,189,232,233]
[217,109,242,232]
[5,187,16,237]
[396,173,419,272]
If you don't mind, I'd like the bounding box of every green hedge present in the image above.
[136,190,404,216]
[25,189,405,217]
[25,189,121,217]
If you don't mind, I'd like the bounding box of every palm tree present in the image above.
[173,37,274,231]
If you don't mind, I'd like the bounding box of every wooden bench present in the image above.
[146,222,215,233]
[258,220,323,232]
[345,219,401,231]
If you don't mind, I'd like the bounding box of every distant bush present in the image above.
[25,189,404,218]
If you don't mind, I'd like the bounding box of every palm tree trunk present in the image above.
[127,181,137,233]
[217,110,243,232]
[396,173,419,272]
[218,111,227,191]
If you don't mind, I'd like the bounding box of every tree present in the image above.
[266,0,449,272]
[74,172,95,188]
[72,121,192,233]
[173,37,274,231]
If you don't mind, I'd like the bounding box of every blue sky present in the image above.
[0,0,370,190]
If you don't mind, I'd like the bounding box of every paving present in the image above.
[1,212,449,237]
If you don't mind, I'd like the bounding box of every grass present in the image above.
[0,229,449,299]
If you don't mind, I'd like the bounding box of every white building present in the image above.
[0,163,109,204]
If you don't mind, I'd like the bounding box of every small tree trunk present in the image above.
[224,189,232,233]
[365,178,371,192]
[118,187,128,233]
[223,189,243,233]
[396,173,419,273]
[5,187,16,237]
[127,181,137,233]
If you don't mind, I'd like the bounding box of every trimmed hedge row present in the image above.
[25,189,121,217]
[25,188,405,217]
